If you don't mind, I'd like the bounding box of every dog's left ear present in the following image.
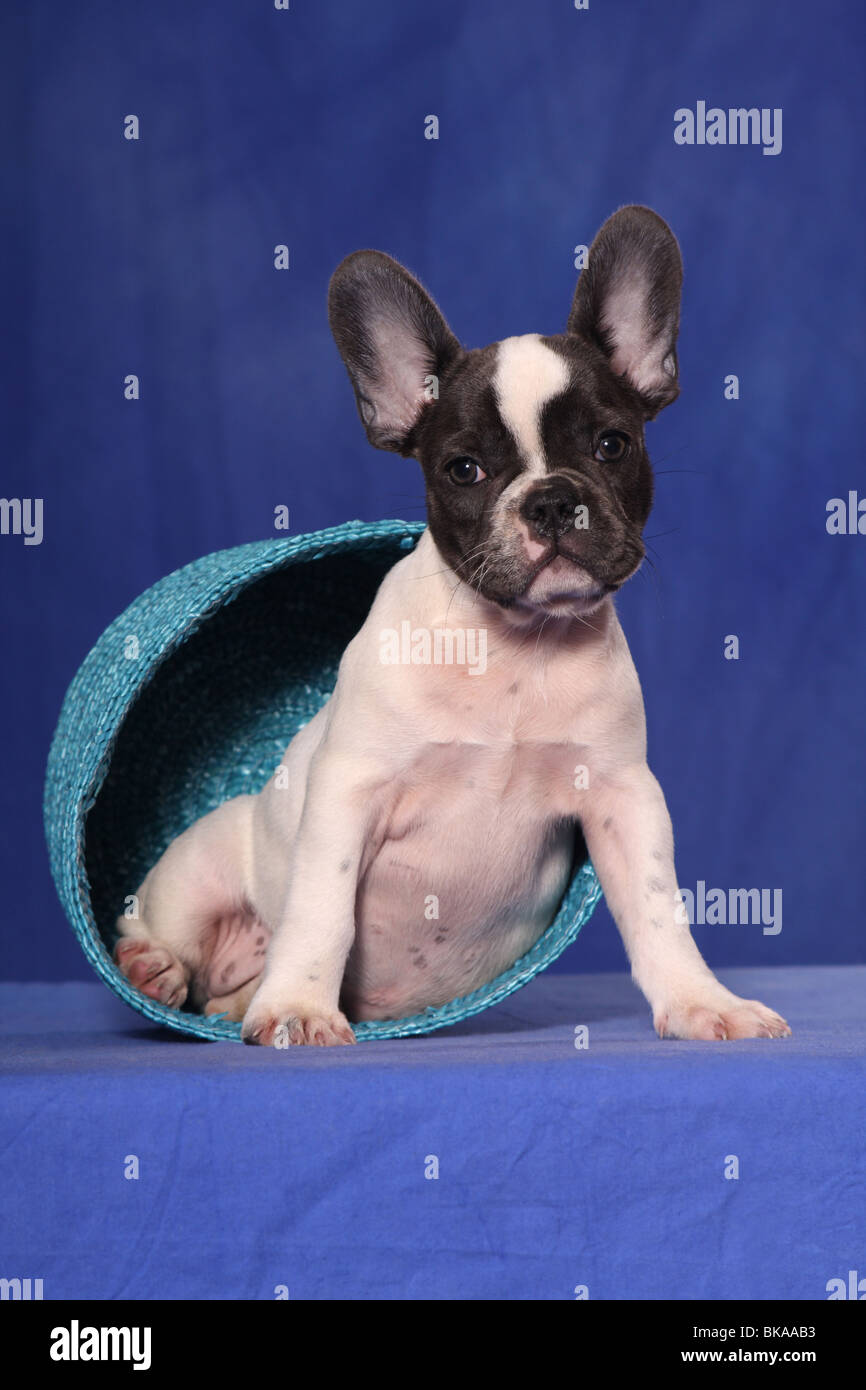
[567,205,683,418]
[328,250,462,454]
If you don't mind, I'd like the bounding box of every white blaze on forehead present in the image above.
[492,334,570,474]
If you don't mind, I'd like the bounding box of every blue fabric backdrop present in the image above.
[3,968,864,1300]
[2,0,864,982]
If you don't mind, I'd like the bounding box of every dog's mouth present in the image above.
[451,533,643,613]
[524,554,615,612]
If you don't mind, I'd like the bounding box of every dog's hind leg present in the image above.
[114,935,190,1009]
[113,795,268,1012]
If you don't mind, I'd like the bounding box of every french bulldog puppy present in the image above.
[114,206,791,1045]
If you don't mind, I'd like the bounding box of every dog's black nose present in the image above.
[521,482,578,541]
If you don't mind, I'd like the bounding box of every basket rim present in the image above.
[44,520,600,1042]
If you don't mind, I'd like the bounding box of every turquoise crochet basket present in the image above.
[44,519,602,1042]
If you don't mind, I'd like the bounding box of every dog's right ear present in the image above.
[328,251,462,454]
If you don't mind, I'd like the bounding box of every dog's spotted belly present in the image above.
[341,800,575,1021]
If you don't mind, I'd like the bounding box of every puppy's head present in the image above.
[328,205,682,617]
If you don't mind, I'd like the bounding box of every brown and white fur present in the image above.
[115,206,790,1046]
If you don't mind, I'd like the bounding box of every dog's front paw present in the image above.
[241,994,356,1048]
[114,937,188,1009]
[655,992,791,1041]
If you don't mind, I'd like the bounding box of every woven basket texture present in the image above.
[44,519,601,1040]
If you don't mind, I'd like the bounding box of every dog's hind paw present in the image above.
[204,975,261,1023]
[114,937,189,1010]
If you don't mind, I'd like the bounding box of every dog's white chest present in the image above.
[337,656,592,1018]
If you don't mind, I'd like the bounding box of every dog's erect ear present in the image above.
[328,251,462,454]
[567,206,683,417]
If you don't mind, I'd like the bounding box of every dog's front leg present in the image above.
[241,751,381,1048]
[582,767,791,1040]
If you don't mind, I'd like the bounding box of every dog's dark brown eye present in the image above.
[594,432,629,462]
[446,456,487,485]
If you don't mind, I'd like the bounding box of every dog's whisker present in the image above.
[643,528,680,542]
[654,468,705,477]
